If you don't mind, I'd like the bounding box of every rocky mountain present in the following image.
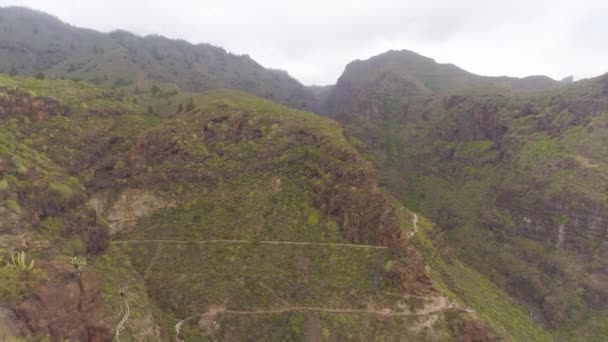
[323,50,561,118]
[320,50,608,340]
[0,7,318,111]
[1,6,607,342]
[0,73,532,341]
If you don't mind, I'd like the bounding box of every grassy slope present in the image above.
[0,7,317,111]
[0,75,502,340]
[108,91,485,340]
[0,74,168,340]
[408,89,608,338]
[332,71,608,340]
[412,216,550,341]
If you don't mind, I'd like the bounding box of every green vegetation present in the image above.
[124,175,342,243]
[106,90,484,339]
[178,309,469,341]
[0,252,45,302]
[0,72,493,340]
[411,217,551,341]
[92,245,167,340]
[5,199,21,214]
[10,251,35,272]
[120,242,397,315]
[70,256,87,272]
[0,7,318,111]
[324,49,608,340]
[0,8,606,338]
[3,31,602,339]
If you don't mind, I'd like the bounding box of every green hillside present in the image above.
[2,6,606,341]
[0,7,318,111]
[0,74,531,341]
[322,50,608,341]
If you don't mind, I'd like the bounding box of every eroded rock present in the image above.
[89,188,174,235]
[0,306,32,340]
[16,264,112,341]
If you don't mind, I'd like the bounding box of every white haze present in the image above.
[2,0,607,85]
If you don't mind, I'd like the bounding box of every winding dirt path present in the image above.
[204,305,458,317]
[115,296,130,342]
[113,239,388,249]
[174,303,465,340]
[175,315,195,342]
[127,211,441,341]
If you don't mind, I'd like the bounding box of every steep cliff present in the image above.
[0,74,505,340]
[321,50,608,340]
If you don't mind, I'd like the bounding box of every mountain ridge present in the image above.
[0,6,320,111]
[1,6,607,341]
[321,48,608,340]
[0,6,581,115]
[0,74,516,341]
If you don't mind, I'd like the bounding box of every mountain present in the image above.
[0,74,536,341]
[1,6,607,341]
[0,7,318,111]
[321,49,608,340]
[324,50,561,118]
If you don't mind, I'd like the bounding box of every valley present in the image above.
[0,6,606,342]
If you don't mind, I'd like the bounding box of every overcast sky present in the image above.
[2,0,607,85]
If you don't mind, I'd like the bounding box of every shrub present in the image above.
[14,159,27,175]
[41,216,64,236]
[0,254,45,301]
[62,238,85,256]
[70,256,87,272]
[0,178,8,190]
[306,209,319,225]
[5,199,21,214]
[0,264,22,300]
[10,251,35,272]
[48,182,75,204]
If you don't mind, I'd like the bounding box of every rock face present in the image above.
[0,306,32,340]
[16,265,113,341]
[0,44,541,339]
[89,188,174,235]
[497,190,608,253]
[0,87,69,121]
[320,49,608,335]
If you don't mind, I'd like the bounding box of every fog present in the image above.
[3,0,607,85]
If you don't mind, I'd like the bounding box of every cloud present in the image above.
[1,0,607,84]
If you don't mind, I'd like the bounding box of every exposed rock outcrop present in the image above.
[0,87,69,121]
[16,264,113,341]
[0,306,32,340]
[89,189,175,235]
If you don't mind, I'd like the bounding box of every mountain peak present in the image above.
[0,6,318,110]
[561,75,575,83]
[328,49,561,111]
[0,6,64,24]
